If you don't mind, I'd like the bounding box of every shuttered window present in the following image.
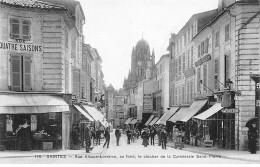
[10,54,31,91]
[73,68,81,97]
[203,64,207,91]
[214,59,219,89]
[198,45,200,58]
[197,67,201,92]
[215,31,220,48]
[225,24,230,42]
[205,38,209,53]
[10,18,31,40]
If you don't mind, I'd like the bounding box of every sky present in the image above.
[79,0,219,90]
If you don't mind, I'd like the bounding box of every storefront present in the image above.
[155,107,179,125]
[193,103,236,149]
[0,93,70,151]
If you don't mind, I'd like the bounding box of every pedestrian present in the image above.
[126,128,132,144]
[96,128,101,145]
[16,119,32,151]
[150,127,156,145]
[248,124,258,154]
[115,126,121,146]
[161,128,167,150]
[141,128,149,147]
[157,126,162,146]
[103,127,110,148]
[72,124,80,149]
[84,122,91,153]
[90,127,96,145]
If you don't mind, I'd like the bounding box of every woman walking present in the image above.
[141,128,149,147]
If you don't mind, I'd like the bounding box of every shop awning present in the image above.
[156,107,179,125]
[168,107,189,123]
[0,94,69,114]
[145,115,154,126]
[148,117,159,126]
[193,103,223,120]
[73,105,94,122]
[129,119,138,125]
[176,100,208,122]
[124,118,133,125]
[81,105,105,123]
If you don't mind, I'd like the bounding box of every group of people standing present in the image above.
[140,125,168,149]
[125,125,168,150]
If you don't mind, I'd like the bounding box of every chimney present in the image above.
[218,0,236,13]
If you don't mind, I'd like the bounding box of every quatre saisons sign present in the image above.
[0,41,42,52]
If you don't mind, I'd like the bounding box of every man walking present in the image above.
[85,122,91,153]
[126,128,132,144]
[115,126,121,146]
[161,128,167,150]
[96,128,101,145]
[103,127,110,148]
[150,126,156,145]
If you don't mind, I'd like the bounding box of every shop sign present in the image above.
[0,41,42,52]
[195,54,211,67]
[222,108,238,113]
[143,94,153,113]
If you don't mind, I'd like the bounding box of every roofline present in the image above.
[171,9,218,41]
[193,1,260,40]
[0,0,67,11]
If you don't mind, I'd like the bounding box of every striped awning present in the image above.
[145,115,154,126]
[124,118,133,125]
[148,117,160,126]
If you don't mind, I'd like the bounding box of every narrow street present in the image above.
[0,131,251,164]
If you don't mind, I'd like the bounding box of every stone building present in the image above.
[168,0,260,150]
[0,0,85,150]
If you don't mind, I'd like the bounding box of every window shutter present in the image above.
[10,19,20,39]
[205,38,209,53]
[11,55,22,91]
[22,20,31,40]
[198,45,200,58]
[23,55,31,91]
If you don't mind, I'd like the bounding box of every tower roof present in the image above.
[135,38,150,53]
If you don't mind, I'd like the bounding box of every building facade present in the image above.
[0,0,83,150]
[168,0,260,150]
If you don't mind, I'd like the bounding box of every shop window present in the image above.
[6,115,15,137]
[10,54,31,91]
[10,18,31,41]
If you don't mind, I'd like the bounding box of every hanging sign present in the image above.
[222,108,238,113]
[195,54,211,67]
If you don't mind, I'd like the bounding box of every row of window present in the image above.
[173,20,197,56]
[173,80,194,105]
[214,23,230,48]
[173,47,194,77]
